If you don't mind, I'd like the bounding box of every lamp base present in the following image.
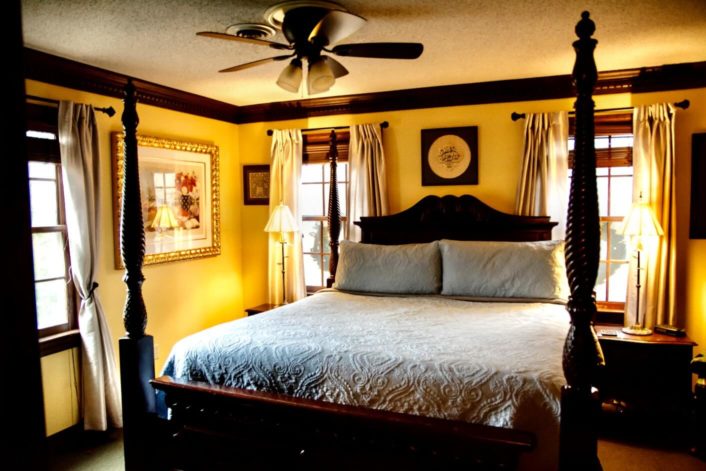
[622,325,653,336]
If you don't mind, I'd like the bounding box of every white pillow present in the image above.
[439,239,570,301]
[334,240,441,294]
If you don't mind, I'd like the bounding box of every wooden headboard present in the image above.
[356,194,556,245]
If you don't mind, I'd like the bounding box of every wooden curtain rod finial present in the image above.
[511,112,526,121]
[675,99,690,110]
[95,106,116,117]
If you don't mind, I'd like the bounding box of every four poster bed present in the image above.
[119,12,604,471]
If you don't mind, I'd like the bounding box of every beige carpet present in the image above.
[48,430,124,471]
[48,431,706,471]
[599,439,706,471]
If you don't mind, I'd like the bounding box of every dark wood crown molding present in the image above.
[237,61,706,123]
[24,48,239,123]
[24,47,706,125]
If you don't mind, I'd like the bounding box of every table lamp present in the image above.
[620,196,663,335]
[151,204,179,234]
[265,202,298,304]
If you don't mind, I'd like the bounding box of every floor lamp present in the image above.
[265,202,299,305]
[620,197,663,336]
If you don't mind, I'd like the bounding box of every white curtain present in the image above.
[268,129,306,303]
[514,111,569,239]
[58,101,122,431]
[347,123,389,241]
[627,103,677,328]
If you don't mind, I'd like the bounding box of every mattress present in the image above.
[162,290,570,469]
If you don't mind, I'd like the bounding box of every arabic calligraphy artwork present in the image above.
[421,126,478,186]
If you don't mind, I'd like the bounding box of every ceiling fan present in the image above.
[197,1,424,95]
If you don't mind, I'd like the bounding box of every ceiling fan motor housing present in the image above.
[282,6,331,59]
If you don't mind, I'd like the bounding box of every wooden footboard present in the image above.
[118,11,603,471]
[151,375,533,470]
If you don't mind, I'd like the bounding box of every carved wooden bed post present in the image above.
[560,11,604,470]
[326,130,341,287]
[118,79,156,471]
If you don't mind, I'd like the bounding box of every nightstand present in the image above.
[245,303,282,316]
[595,324,696,422]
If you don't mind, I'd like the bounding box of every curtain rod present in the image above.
[510,99,690,121]
[266,121,389,136]
[26,94,117,117]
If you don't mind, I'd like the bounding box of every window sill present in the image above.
[596,309,625,325]
[40,329,80,357]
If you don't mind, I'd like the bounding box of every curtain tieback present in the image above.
[85,281,99,300]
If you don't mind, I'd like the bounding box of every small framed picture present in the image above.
[421,126,478,186]
[243,165,270,205]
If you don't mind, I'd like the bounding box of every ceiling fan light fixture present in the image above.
[322,56,348,78]
[307,57,335,94]
[277,58,303,92]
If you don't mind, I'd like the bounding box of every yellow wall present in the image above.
[27,80,244,434]
[41,348,80,435]
[30,77,706,434]
[238,93,630,306]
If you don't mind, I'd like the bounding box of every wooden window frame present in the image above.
[301,130,349,293]
[26,103,80,350]
[569,113,633,313]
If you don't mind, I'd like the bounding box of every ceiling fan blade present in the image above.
[218,54,294,73]
[308,10,366,46]
[322,56,348,78]
[331,42,424,59]
[196,31,291,51]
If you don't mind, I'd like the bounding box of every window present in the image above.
[26,103,77,338]
[300,130,349,292]
[568,113,633,311]
[153,172,176,205]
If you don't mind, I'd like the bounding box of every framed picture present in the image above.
[243,165,270,205]
[111,133,220,268]
[421,126,478,186]
[690,132,706,239]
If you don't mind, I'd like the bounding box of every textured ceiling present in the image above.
[21,0,706,106]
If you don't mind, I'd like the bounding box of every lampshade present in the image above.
[322,56,349,78]
[265,203,299,233]
[307,57,335,94]
[151,204,179,230]
[620,200,663,250]
[276,58,303,93]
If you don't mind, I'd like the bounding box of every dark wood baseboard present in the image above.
[46,422,83,450]
[46,422,122,453]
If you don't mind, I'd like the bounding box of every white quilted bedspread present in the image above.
[162,290,570,469]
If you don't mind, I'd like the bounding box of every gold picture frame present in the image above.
[111,133,221,268]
